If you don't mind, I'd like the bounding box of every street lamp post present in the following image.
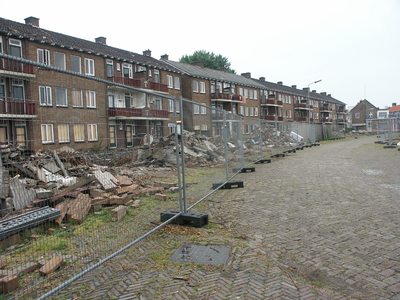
[307,80,322,145]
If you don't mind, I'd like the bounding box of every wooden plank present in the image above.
[65,175,95,193]
[39,256,64,275]
[53,150,68,177]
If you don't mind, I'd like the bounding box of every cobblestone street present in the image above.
[57,136,400,300]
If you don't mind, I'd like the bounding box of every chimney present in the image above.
[160,54,169,60]
[328,94,331,97]
[277,81,283,85]
[291,85,297,89]
[241,72,251,79]
[192,61,204,68]
[393,103,397,107]
[259,77,265,81]
[143,49,151,57]
[303,87,310,91]
[24,16,39,27]
[312,90,316,93]
[95,36,107,45]
[320,92,327,95]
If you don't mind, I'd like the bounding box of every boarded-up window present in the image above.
[58,124,69,143]
[74,124,84,142]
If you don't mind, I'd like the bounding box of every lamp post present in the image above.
[308,80,322,125]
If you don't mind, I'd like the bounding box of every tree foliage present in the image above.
[179,50,236,74]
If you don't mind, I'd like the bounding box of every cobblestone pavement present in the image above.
[55,136,400,300]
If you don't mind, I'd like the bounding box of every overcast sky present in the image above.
[1,0,399,109]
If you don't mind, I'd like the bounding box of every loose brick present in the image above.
[111,205,127,221]
[155,193,167,201]
[0,275,18,293]
[39,257,65,275]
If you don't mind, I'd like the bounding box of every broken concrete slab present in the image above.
[111,205,127,221]
[93,170,118,192]
[66,193,91,224]
[10,178,36,211]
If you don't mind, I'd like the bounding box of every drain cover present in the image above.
[169,244,231,265]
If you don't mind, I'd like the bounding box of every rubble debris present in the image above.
[39,256,65,275]
[66,193,91,224]
[93,170,118,192]
[111,205,127,221]
[9,178,36,211]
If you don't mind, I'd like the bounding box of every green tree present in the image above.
[179,50,236,74]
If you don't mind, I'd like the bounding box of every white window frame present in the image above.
[72,89,83,107]
[154,69,160,83]
[193,104,200,114]
[106,59,113,77]
[37,49,50,65]
[167,75,173,88]
[85,58,95,76]
[56,88,68,107]
[9,39,22,57]
[201,105,207,115]
[355,112,360,119]
[86,91,96,108]
[193,81,199,93]
[0,36,3,54]
[244,89,249,98]
[174,77,180,90]
[54,52,66,69]
[58,124,70,143]
[168,99,174,112]
[250,107,254,116]
[254,90,257,100]
[249,90,253,100]
[239,87,243,96]
[201,124,207,131]
[200,82,206,93]
[123,63,133,78]
[240,106,244,115]
[255,107,258,117]
[88,124,98,141]
[39,86,52,106]
[41,124,54,144]
[245,106,249,116]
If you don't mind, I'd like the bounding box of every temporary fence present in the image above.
[0,53,336,299]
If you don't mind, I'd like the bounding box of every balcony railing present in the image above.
[337,119,346,123]
[320,118,333,123]
[320,105,332,112]
[261,99,283,106]
[0,58,35,75]
[297,117,307,122]
[212,112,242,121]
[294,103,313,110]
[211,93,244,102]
[108,107,169,119]
[0,100,37,116]
[107,76,168,93]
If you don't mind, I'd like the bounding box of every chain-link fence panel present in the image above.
[242,117,263,165]
[0,54,184,299]
[277,121,292,153]
[260,119,278,158]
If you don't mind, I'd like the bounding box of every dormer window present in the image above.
[9,39,22,58]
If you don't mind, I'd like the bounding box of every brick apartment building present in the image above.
[0,16,347,152]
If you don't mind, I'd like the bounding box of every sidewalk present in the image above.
[56,136,400,300]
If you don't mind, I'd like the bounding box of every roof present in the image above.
[0,17,181,73]
[163,60,266,89]
[252,78,345,105]
[388,104,400,112]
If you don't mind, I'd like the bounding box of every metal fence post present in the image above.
[179,96,187,213]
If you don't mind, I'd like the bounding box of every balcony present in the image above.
[294,103,313,110]
[262,115,275,121]
[261,99,283,106]
[212,112,242,121]
[107,76,168,93]
[0,100,37,117]
[337,119,346,123]
[337,108,346,113]
[108,107,169,119]
[320,118,333,123]
[211,93,244,103]
[297,117,307,122]
[320,105,332,112]
[0,58,35,76]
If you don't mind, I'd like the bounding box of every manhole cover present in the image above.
[169,244,231,265]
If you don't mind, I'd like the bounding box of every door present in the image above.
[109,125,116,148]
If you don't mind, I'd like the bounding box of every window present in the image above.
[174,77,180,90]
[12,80,24,101]
[41,124,54,144]
[74,124,84,142]
[255,107,258,117]
[72,90,83,107]
[201,124,207,131]
[210,82,215,93]
[245,106,249,116]
[56,88,67,106]
[15,125,26,146]
[108,94,114,108]
[58,124,69,143]
[167,75,173,88]
[0,125,7,144]
[85,58,95,76]
[168,99,174,112]
[193,104,199,114]
[239,88,243,96]
[9,39,22,57]
[39,86,52,106]
[54,52,66,69]
[201,105,207,115]
[250,107,254,116]
[37,49,50,65]
[149,70,152,77]
[0,36,3,54]
[254,90,257,100]
[193,81,199,93]
[249,90,253,100]
[155,98,161,110]
[244,89,249,98]
[154,70,160,83]
[86,91,96,108]
[0,81,5,101]
[216,82,222,93]
[71,55,81,73]
[355,112,360,119]
[231,84,236,94]
[123,63,132,78]
[137,66,146,72]
[240,106,244,115]
[200,82,206,93]
[88,124,98,141]
[289,110,292,118]
[106,60,113,77]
